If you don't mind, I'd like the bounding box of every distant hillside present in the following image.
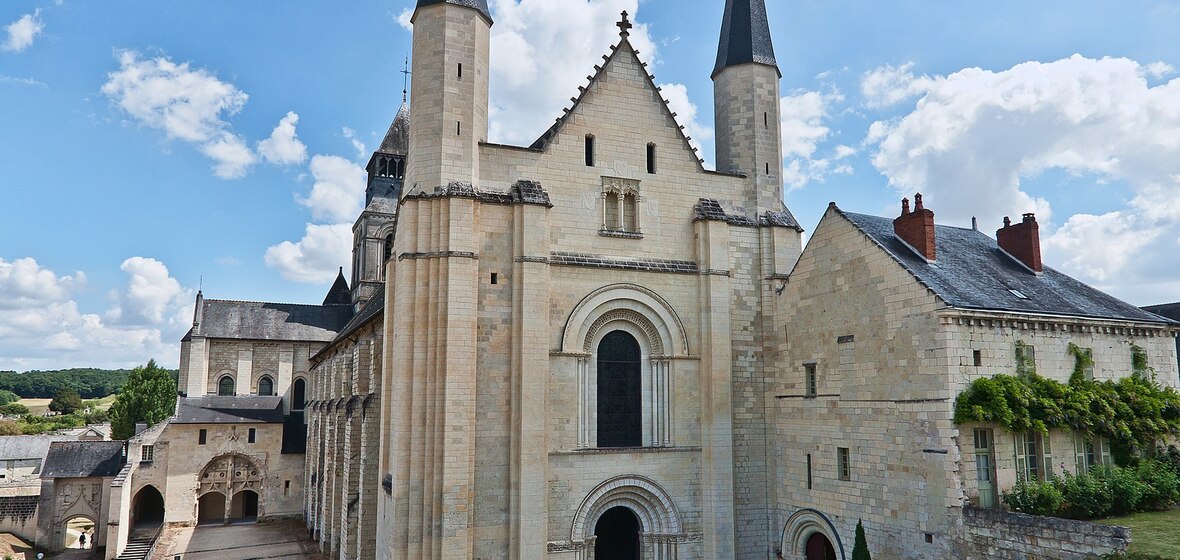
[0,367,179,399]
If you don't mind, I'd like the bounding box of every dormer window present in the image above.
[600,177,641,237]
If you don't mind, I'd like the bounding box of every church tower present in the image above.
[405,0,491,194]
[713,0,784,213]
[350,104,408,311]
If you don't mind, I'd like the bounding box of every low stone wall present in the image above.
[960,506,1129,559]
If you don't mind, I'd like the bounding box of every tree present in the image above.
[49,388,83,415]
[0,403,28,416]
[0,420,20,436]
[852,519,872,560]
[0,390,18,406]
[109,360,177,440]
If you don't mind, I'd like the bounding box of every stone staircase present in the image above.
[115,536,153,560]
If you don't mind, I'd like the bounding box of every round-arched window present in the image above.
[597,330,642,448]
[293,378,306,410]
[218,376,235,396]
[258,376,274,396]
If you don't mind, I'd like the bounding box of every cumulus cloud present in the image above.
[779,90,852,190]
[264,223,352,284]
[297,155,367,223]
[341,127,368,161]
[0,257,191,371]
[101,51,304,179]
[485,0,657,145]
[257,111,308,165]
[2,10,43,53]
[864,55,1180,298]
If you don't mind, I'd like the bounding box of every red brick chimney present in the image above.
[996,213,1043,273]
[893,193,936,261]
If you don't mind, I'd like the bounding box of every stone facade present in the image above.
[772,204,1178,559]
[959,507,1130,559]
[376,3,802,559]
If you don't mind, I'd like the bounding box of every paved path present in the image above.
[157,520,324,560]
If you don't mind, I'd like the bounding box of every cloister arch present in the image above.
[131,485,165,527]
[196,454,264,524]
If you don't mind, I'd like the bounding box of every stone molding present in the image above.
[569,475,684,540]
[397,251,478,262]
[550,252,697,274]
[780,508,846,560]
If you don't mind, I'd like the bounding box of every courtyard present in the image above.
[155,520,324,560]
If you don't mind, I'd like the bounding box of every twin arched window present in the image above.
[597,330,642,448]
[258,376,274,396]
[218,376,235,396]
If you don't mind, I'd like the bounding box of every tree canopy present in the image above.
[109,360,178,440]
[48,388,83,414]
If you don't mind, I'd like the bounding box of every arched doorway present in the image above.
[63,516,95,549]
[597,330,642,448]
[197,492,225,525]
[806,532,838,560]
[229,490,259,522]
[132,485,165,527]
[293,378,306,410]
[594,506,640,560]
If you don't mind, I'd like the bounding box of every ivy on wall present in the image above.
[955,343,1180,458]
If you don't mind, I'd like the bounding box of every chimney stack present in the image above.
[997,213,1043,273]
[893,193,936,261]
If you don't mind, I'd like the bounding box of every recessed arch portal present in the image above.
[782,509,846,560]
[131,485,164,527]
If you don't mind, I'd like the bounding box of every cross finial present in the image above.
[617,11,632,37]
[401,57,411,104]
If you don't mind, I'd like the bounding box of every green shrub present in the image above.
[1002,477,1064,516]
[1104,465,1147,516]
[851,519,871,560]
[0,402,29,416]
[1135,459,1179,511]
[1058,470,1112,519]
[0,420,20,436]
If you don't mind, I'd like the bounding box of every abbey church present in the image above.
[32,1,1178,559]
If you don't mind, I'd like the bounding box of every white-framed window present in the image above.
[1016,343,1036,376]
[1073,435,1112,472]
[141,445,154,463]
[1015,431,1053,481]
[804,363,817,398]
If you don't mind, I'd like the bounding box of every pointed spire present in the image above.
[378,103,410,156]
[323,267,351,306]
[415,0,492,24]
[713,0,779,78]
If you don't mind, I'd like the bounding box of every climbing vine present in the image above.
[1015,340,1037,376]
[954,371,1180,458]
[1132,344,1152,379]
[1068,343,1094,385]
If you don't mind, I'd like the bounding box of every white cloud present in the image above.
[779,90,851,190]
[1042,212,1162,282]
[101,50,260,178]
[860,62,932,109]
[0,257,191,371]
[658,82,712,164]
[395,8,413,31]
[0,74,46,87]
[298,155,366,223]
[486,0,657,145]
[865,55,1180,294]
[2,10,43,53]
[106,257,192,326]
[264,223,352,284]
[257,111,308,165]
[341,127,368,161]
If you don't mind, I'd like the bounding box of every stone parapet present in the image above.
[959,507,1129,559]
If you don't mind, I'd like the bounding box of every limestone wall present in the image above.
[205,340,315,408]
[958,507,1128,559]
[0,486,39,542]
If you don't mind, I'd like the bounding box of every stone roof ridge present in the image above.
[713,0,779,78]
[202,297,334,308]
[415,0,492,25]
[377,103,410,155]
[528,15,706,170]
[831,204,1176,325]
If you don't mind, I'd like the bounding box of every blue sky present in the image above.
[3,0,1180,370]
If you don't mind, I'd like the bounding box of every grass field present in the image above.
[14,394,116,416]
[1095,509,1180,557]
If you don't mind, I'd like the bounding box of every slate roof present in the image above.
[713,0,779,78]
[314,291,385,361]
[41,441,124,479]
[378,103,410,156]
[1143,303,1180,322]
[323,268,351,306]
[173,396,285,424]
[416,0,492,23]
[0,435,72,461]
[839,208,1176,325]
[191,298,352,342]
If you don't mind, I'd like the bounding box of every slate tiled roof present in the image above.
[173,396,285,424]
[41,441,124,479]
[315,291,385,360]
[378,103,410,156]
[1143,303,1180,322]
[839,209,1176,325]
[416,0,491,23]
[0,435,72,462]
[713,0,779,78]
[192,299,352,342]
[323,268,351,306]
